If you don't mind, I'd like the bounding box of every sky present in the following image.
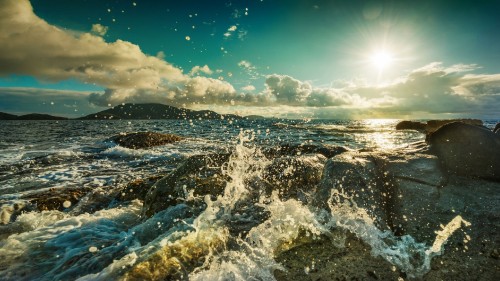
[0,0,499,119]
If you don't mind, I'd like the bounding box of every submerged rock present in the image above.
[21,187,92,212]
[426,122,500,180]
[109,132,183,149]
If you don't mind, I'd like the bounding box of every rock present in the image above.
[142,154,231,218]
[263,143,348,159]
[314,152,393,231]
[314,149,500,279]
[274,232,401,281]
[425,119,483,134]
[426,122,500,180]
[115,175,165,202]
[263,154,326,202]
[109,132,183,149]
[21,187,92,212]
[396,120,426,131]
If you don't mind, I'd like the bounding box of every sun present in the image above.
[370,51,393,69]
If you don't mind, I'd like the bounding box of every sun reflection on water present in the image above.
[354,119,409,150]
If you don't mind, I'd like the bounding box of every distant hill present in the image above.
[0,112,67,120]
[78,103,242,120]
[16,113,68,120]
[0,112,18,120]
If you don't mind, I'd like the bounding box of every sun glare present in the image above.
[370,51,393,69]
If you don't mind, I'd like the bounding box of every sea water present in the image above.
[0,119,497,280]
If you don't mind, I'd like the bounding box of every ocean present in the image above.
[0,119,497,280]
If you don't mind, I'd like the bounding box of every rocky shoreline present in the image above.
[1,120,499,280]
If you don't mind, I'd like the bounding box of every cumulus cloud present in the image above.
[189,65,213,76]
[0,0,236,107]
[241,85,255,92]
[90,23,108,36]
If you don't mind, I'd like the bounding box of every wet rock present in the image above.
[426,122,500,180]
[425,119,483,134]
[396,120,426,131]
[274,231,401,281]
[315,152,399,232]
[263,143,349,159]
[115,175,165,202]
[21,187,92,212]
[142,154,231,218]
[263,154,326,202]
[315,149,500,279]
[109,132,183,149]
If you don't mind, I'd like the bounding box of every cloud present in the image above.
[189,65,213,76]
[238,60,260,79]
[90,24,108,36]
[241,85,255,92]
[0,0,236,107]
[0,0,498,118]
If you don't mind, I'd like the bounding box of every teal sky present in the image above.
[1,0,499,118]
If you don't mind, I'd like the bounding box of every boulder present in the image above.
[263,154,327,202]
[426,122,500,180]
[142,154,231,218]
[314,149,500,279]
[425,119,483,134]
[395,120,426,131]
[109,132,183,149]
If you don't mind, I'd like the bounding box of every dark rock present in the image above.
[22,187,92,212]
[426,122,500,180]
[425,119,483,134]
[115,175,164,202]
[314,149,500,279]
[263,154,326,202]
[142,154,231,218]
[109,132,183,149]
[396,120,426,131]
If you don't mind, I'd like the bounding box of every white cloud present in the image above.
[90,23,108,36]
[241,85,256,92]
[189,65,213,76]
[0,0,237,108]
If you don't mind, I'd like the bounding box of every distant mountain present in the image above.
[0,112,68,120]
[16,113,68,120]
[78,103,242,120]
[0,112,18,120]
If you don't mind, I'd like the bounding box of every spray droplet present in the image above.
[62,201,71,208]
[89,246,98,253]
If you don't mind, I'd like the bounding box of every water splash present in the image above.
[327,188,471,278]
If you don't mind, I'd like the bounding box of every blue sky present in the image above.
[1,0,499,118]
